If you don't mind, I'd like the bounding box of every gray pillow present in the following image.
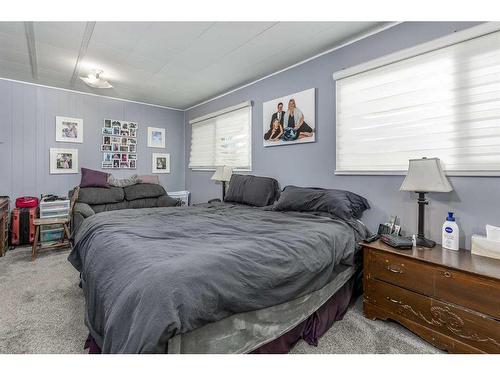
[108,174,139,188]
[272,185,370,220]
[123,183,166,201]
[224,174,280,207]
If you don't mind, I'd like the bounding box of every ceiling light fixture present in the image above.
[80,69,113,89]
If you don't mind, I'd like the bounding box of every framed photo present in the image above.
[49,148,78,174]
[103,153,113,162]
[262,88,316,147]
[147,127,165,148]
[55,116,83,143]
[152,153,170,173]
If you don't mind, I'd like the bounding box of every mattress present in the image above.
[69,203,367,353]
[167,264,357,353]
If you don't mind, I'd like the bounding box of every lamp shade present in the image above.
[211,166,233,182]
[400,158,453,192]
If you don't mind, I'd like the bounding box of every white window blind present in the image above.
[335,28,500,175]
[189,102,252,170]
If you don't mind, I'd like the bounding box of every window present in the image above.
[189,102,252,170]
[335,25,500,175]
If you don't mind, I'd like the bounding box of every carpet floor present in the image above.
[0,246,441,354]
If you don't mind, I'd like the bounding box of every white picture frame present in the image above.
[262,88,316,147]
[55,116,83,143]
[49,148,78,174]
[147,127,166,148]
[152,153,170,174]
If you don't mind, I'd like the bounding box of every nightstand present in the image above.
[362,240,500,353]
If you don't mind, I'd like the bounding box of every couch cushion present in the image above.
[78,186,124,205]
[123,183,166,201]
[224,174,280,207]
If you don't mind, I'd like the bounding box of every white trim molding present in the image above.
[185,22,401,111]
[189,101,253,125]
[0,77,184,111]
[333,22,500,81]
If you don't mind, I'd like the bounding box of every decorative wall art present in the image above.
[262,88,316,147]
[55,116,83,143]
[49,148,78,174]
[147,127,166,148]
[152,153,170,174]
[101,119,138,169]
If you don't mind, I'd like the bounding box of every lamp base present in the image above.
[416,236,436,248]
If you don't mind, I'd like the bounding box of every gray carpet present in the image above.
[0,246,441,354]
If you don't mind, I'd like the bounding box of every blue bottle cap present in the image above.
[446,212,455,221]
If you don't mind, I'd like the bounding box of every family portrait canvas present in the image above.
[262,88,315,147]
[55,116,83,143]
[49,148,78,174]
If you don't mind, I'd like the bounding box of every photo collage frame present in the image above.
[101,119,138,169]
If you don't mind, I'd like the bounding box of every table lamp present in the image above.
[400,157,453,248]
[211,166,233,201]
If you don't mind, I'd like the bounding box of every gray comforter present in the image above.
[68,203,368,353]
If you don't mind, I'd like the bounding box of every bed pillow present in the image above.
[224,174,280,207]
[108,174,139,187]
[123,183,166,201]
[80,168,109,188]
[272,185,370,220]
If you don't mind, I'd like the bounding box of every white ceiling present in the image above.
[0,22,386,109]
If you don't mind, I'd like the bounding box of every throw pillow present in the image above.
[80,168,110,188]
[137,175,160,185]
[108,174,139,188]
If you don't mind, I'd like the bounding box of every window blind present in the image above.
[189,103,252,170]
[335,29,500,175]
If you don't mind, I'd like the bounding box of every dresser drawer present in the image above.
[434,269,500,320]
[365,248,435,297]
[365,278,500,353]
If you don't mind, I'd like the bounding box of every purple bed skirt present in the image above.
[84,274,358,354]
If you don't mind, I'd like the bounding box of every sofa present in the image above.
[70,183,181,235]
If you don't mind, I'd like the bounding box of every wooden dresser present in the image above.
[363,240,500,353]
[0,198,9,257]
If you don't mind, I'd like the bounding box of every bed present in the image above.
[69,177,370,354]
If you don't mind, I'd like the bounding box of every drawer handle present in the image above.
[386,296,402,305]
[386,265,404,274]
[443,271,451,278]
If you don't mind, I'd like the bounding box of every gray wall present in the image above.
[185,21,498,250]
[0,79,185,199]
